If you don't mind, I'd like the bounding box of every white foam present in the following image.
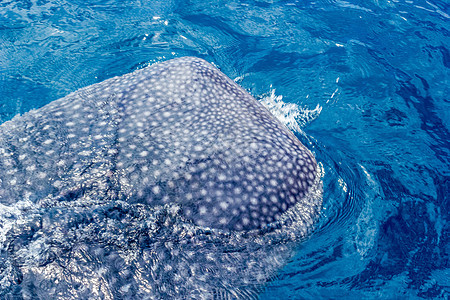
[259,88,322,133]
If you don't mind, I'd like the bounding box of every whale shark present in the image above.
[0,57,322,299]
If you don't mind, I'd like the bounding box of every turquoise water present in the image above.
[0,0,448,299]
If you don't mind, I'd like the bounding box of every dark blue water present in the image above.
[0,0,448,299]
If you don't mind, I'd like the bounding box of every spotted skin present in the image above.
[0,57,322,298]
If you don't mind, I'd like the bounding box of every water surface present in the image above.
[0,0,448,299]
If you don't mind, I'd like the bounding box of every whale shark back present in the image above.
[0,57,318,231]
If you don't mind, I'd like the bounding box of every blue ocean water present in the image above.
[0,0,448,299]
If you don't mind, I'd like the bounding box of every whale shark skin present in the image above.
[0,57,322,299]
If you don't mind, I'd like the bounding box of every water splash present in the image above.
[258,88,322,133]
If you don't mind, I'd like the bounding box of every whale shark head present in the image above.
[0,57,322,298]
[109,57,320,232]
